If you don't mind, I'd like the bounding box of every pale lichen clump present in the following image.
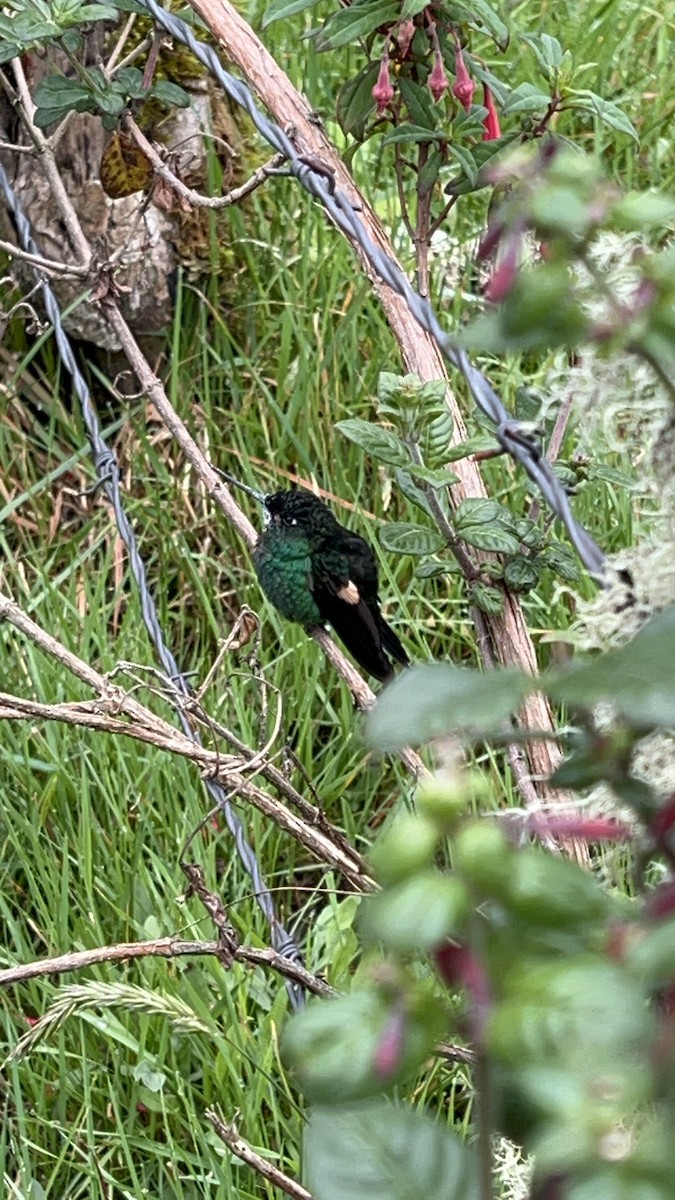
[492,1135,533,1200]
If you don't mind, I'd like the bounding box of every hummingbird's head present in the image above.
[263,491,325,529]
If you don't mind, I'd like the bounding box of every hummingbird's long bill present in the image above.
[215,468,267,505]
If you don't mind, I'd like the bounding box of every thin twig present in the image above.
[206,1110,313,1200]
[0,237,89,277]
[123,114,285,209]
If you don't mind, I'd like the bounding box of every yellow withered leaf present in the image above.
[100,132,153,199]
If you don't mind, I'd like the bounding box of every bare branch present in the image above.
[0,937,335,997]
[206,1110,313,1200]
[0,238,89,277]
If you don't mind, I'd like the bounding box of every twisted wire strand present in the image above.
[139,0,606,583]
[0,158,305,1010]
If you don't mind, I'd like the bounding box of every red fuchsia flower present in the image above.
[428,51,449,103]
[372,55,395,116]
[452,45,475,112]
[397,19,415,60]
[482,84,501,140]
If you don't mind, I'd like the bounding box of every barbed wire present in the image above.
[139,0,606,584]
[0,158,306,1011]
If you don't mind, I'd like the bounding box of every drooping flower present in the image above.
[372,54,395,116]
[452,45,475,112]
[482,83,501,140]
[428,51,449,103]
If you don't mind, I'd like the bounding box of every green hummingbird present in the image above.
[220,472,408,682]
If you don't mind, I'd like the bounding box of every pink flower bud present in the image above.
[428,51,449,103]
[485,233,520,302]
[397,18,415,60]
[372,55,395,116]
[452,46,475,112]
[482,84,501,141]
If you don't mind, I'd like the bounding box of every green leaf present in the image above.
[336,62,379,140]
[0,41,22,64]
[443,434,501,461]
[503,556,539,592]
[444,135,517,195]
[315,1,400,51]
[501,82,552,116]
[282,993,438,1104]
[401,0,433,16]
[548,606,675,728]
[470,582,504,615]
[368,663,532,751]
[394,470,438,520]
[33,73,92,113]
[398,78,438,131]
[455,498,516,530]
[415,560,460,578]
[304,1100,479,1200]
[540,543,581,583]
[451,0,509,50]
[570,90,639,143]
[361,872,469,952]
[151,80,191,108]
[613,191,675,231]
[336,419,410,467]
[379,523,446,556]
[446,142,478,187]
[262,0,321,26]
[520,32,563,77]
[406,465,459,489]
[77,3,119,18]
[382,124,444,147]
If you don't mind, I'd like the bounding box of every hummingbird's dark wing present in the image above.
[311,529,408,682]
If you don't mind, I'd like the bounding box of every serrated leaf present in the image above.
[415,560,460,578]
[443,435,501,461]
[548,606,675,727]
[336,61,379,140]
[503,555,539,592]
[501,82,551,116]
[407,465,459,489]
[33,74,92,110]
[540,543,581,583]
[100,132,153,199]
[315,1,400,51]
[337,419,410,467]
[369,663,531,750]
[0,42,21,64]
[570,90,638,143]
[305,1100,479,1200]
[455,498,517,530]
[470,582,504,615]
[459,525,521,553]
[262,0,321,25]
[379,522,446,556]
[418,148,443,196]
[394,470,437,520]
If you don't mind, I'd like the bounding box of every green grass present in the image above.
[0,0,671,1194]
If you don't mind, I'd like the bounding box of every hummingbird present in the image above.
[219,471,408,682]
